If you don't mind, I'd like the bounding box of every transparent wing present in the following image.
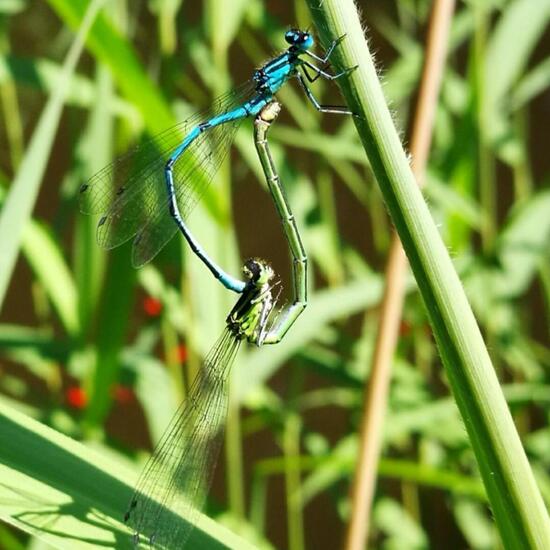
[130,107,244,267]
[125,329,240,549]
[79,81,256,265]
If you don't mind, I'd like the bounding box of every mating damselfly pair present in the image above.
[81,29,355,548]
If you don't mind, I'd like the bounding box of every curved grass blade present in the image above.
[0,398,260,550]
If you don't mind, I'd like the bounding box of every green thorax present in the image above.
[226,258,275,344]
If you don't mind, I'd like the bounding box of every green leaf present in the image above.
[206,0,249,62]
[511,56,550,110]
[495,189,550,298]
[0,0,26,14]
[83,249,136,426]
[454,499,498,549]
[22,221,80,335]
[46,0,173,134]
[148,0,184,55]
[484,0,550,155]
[0,401,260,549]
[373,498,428,550]
[0,55,138,121]
[0,0,102,309]
[270,124,367,163]
[425,174,484,230]
[0,324,65,352]
[73,66,112,333]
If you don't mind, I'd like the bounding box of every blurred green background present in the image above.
[0,0,549,548]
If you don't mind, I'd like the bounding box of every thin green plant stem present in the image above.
[181,257,201,391]
[161,315,185,402]
[318,168,345,285]
[344,1,454,547]
[306,1,550,549]
[512,109,533,201]
[226,393,245,520]
[284,413,305,550]
[0,56,23,170]
[0,27,23,169]
[540,263,550,335]
[249,471,267,535]
[255,455,487,502]
[474,4,497,253]
[401,479,421,525]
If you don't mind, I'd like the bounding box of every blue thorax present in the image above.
[252,28,315,96]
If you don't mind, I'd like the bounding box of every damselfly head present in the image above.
[285,28,314,50]
[243,258,274,286]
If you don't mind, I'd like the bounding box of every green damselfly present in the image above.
[125,103,306,548]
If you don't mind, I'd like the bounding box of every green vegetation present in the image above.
[0,1,549,549]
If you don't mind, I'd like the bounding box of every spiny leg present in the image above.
[296,72,353,116]
[304,33,346,64]
[302,59,357,81]
[165,111,249,294]
[301,63,323,83]
[253,102,307,345]
[302,34,351,84]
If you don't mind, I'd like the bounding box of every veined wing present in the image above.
[79,80,257,264]
[125,329,240,549]
[130,101,246,267]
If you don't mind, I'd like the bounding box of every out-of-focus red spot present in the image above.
[399,320,412,336]
[143,296,163,317]
[176,344,188,363]
[112,384,134,404]
[66,386,87,409]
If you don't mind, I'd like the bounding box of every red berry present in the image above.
[143,296,163,316]
[66,386,87,409]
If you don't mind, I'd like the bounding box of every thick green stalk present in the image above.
[306,1,550,548]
